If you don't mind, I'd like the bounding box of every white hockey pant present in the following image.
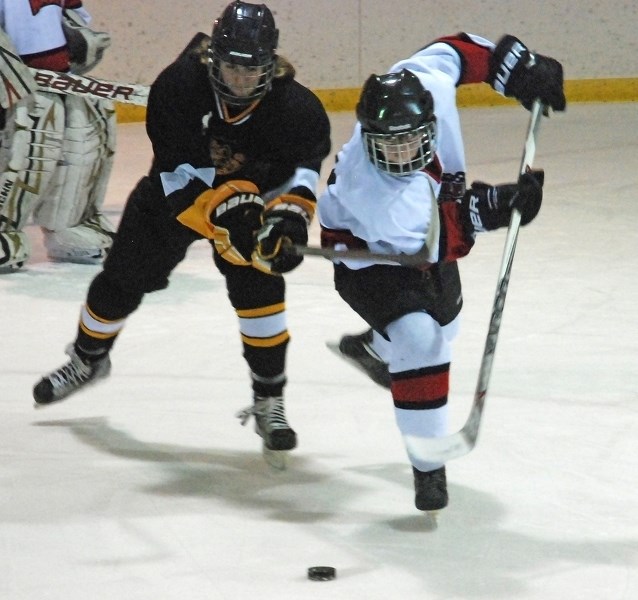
[386,312,460,472]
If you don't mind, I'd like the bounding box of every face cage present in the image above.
[208,50,275,106]
[363,122,437,176]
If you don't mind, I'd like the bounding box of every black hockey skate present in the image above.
[413,466,448,513]
[237,396,297,469]
[327,329,391,388]
[33,346,111,406]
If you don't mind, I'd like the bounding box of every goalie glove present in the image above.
[462,169,544,234]
[62,9,112,75]
[252,194,315,275]
[175,180,264,266]
[488,35,566,114]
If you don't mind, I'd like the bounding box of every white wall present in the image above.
[87,0,638,88]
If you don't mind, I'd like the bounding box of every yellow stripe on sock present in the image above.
[236,302,285,319]
[241,330,290,348]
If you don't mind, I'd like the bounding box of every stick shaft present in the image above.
[291,244,431,267]
[393,101,545,463]
[465,99,544,445]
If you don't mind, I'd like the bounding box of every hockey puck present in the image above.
[307,566,336,581]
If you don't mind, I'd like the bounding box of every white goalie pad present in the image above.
[0,230,30,272]
[62,9,111,76]
[0,93,65,232]
[33,94,117,232]
[0,29,37,108]
[43,212,115,264]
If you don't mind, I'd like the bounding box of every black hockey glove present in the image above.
[462,169,544,234]
[175,180,264,266]
[489,35,566,114]
[253,209,308,274]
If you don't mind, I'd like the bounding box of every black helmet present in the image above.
[356,69,437,175]
[208,1,279,105]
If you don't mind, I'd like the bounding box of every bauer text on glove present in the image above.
[175,180,264,266]
[462,169,544,234]
[489,35,566,114]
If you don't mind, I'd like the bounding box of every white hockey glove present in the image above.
[62,9,111,75]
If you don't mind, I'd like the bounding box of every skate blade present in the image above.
[263,446,289,471]
[424,509,441,526]
[325,341,370,378]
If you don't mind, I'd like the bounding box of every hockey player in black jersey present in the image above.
[319,33,564,512]
[33,1,331,466]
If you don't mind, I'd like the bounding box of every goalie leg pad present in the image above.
[0,29,37,109]
[0,230,30,272]
[0,94,64,231]
[43,220,114,263]
[33,95,117,231]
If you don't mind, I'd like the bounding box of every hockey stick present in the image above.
[0,33,149,106]
[291,244,433,267]
[30,68,149,106]
[406,99,545,463]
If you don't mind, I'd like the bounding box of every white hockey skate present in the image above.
[237,395,297,470]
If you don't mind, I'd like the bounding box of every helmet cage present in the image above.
[208,1,278,106]
[362,121,437,176]
[208,51,275,105]
[357,69,437,175]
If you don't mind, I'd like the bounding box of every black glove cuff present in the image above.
[263,209,309,246]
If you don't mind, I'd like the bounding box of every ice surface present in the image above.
[1,104,637,599]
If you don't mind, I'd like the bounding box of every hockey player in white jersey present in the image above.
[0,0,115,272]
[318,33,565,513]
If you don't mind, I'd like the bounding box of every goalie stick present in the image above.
[0,34,149,106]
[403,99,545,463]
[31,68,150,105]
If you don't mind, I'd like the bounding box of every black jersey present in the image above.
[146,34,331,203]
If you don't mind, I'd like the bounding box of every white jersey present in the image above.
[0,0,65,57]
[318,35,494,270]
[0,0,90,61]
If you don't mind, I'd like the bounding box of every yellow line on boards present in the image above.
[115,78,638,123]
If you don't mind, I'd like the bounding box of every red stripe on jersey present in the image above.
[22,46,70,72]
[64,0,84,9]
[423,154,442,182]
[439,201,474,262]
[28,1,63,16]
[437,34,492,84]
[320,227,368,250]
[391,365,450,406]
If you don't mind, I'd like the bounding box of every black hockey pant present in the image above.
[75,176,289,396]
[333,261,463,335]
